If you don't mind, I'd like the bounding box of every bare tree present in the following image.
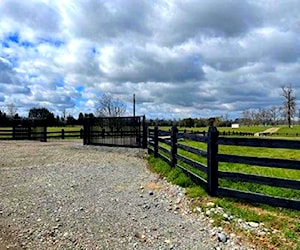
[281,85,296,128]
[96,94,126,117]
[242,110,252,126]
[6,103,17,118]
[268,106,280,125]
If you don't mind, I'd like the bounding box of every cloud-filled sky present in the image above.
[0,0,300,119]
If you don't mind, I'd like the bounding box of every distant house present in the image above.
[231,123,239,129]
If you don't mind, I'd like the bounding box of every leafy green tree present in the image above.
[179,118,194,128]
[28,107,55,125]
[66,115,76,125]
[78,112,84,125]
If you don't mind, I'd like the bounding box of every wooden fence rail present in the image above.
[0,127,83,141]
[148,126,300,210]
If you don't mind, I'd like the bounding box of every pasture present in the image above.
[147,126,300,249]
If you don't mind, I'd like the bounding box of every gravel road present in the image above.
[0,140,248,249]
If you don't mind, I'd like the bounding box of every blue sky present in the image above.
[0,0,300,119]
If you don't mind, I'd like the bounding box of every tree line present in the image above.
[241,85,297,127]
[0,86,297,127]
[0,107,95,127]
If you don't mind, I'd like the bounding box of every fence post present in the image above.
[207,125,219,196]
[80,128,83,139]
[87,119,91,145]
[28,126,31,140]
[171,126,178,168]
[61,129,65,139]
[13,126,15,139]
[43,126,47,142]
[154,125,158,158]
[147,127,151,154]
[83,120,87,145]
[142,115,147,149]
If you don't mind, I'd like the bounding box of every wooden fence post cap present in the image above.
[172,125,178,133]
[208,125,218,134]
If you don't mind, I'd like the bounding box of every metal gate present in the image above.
[83,116,147,148]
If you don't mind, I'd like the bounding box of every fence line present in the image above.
[148,126,300,210]
[179,129,300,137]
[0,127,83,141]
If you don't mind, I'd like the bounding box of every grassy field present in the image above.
[278,125,300,133]
[0,126,83,139]
[47,126,82,132]
[159,125,272,133]
[148,130,300,249]
[46,126,82,139]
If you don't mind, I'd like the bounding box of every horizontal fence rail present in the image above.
[148,125,300,210]
[0,127,83,141]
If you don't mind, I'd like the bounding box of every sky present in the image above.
[0,0,300,119]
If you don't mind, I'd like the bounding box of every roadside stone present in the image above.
[194,206,202,213]
[206,210,211,216]
[206,202,215,208]
[223,213,229,221]
[175,197,181,204]
[217,232,227,243]
[248,222,259,228]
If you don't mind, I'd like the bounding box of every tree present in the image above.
[84,113,95,119]
[61,109,67,125]
[0,110,8,126]
[6,103,17,118]
[96,94,126,117]
[66,115,76,126]
[281,85,296,128]
[78,112,84,125]
[28,107,55,125]
[178,118,194,128]
[268,106,280,125]
[241,110,252,126]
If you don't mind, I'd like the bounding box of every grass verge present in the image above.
[147,154,300,250]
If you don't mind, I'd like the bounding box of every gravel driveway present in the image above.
[0,141,247,249]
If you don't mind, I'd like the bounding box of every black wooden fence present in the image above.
[0,127,83,141]
[148,126,300,210]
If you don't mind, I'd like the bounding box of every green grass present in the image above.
[148,133,300,249]
[168,137,300,199]
[0,127,13,139]
[147,149,300,249]
[47,126,82,132]
[178,139,300,198]
[148,155,194,188]
[0,126,83,139]
[217,125,270,133]
[47,126,82,139]
[278,125,300,134]
[159,125,272,133]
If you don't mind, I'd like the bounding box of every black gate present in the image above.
[83,116,147,148]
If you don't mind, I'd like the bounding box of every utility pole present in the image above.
[133,93,136,117]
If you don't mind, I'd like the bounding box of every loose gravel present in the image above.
[0,140,250,249]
